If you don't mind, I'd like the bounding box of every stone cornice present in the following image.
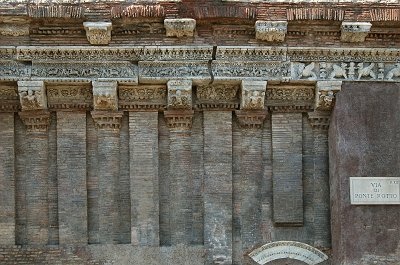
[266,83,315,113]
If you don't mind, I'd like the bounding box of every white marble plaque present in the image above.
[350,177,400,205]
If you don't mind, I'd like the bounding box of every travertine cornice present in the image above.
[91,111,123,131]
[164,110,194,132]
[340,22,372,43]
[255,21,287,42]
[18,110,51,133]
[118,84,167,111]
[17,80,47,111]
[195,83,239,110]
[307,111,331,131]
[83,22,112,45]
[92,81,118,111]
[235,110,267,129]
[314,81,342,111]
[266,83,315,113]
[164,19,196,38]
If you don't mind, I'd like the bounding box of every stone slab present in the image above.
[350,177,400,205]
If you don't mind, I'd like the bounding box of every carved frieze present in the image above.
[92,81,118,111]
[266,84,314,112]
[46,84,92,110]
[315,81,342,111]
[83,22,112,45]
[0,47,15,60]
[118,84,167,110]
[18,81,47,111]
[0,60,30,81]
[212,61,291,81]
[235,110,267,129]
[167,80,192,110]
[216,46,287,61]
[139,61,209,84]
[164,18,196,38]
[31,61,137,83]
[164,110,194,131]
[91,111,123,131]
[240,80,267,110]
[340,22,372,43]
[196,83,239,110]
[255,21,287,42]
[18,110,51,133]
[0,24,29,36]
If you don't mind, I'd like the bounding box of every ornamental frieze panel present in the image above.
[212,61,291,81]
[31,62,138,83]
[118,84,167,110]
[46,84,92,110]
[0,83,19,112]
[0,47,15,60]
[216,46,287,61]
[138,61,210,84]
[266,84,315,112]
[195,83,239,110]
[0,60,30,81]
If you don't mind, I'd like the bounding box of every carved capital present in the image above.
[83,22,112,45]
[92,81,118,111]
[255,21,287,42]
[308,111,331,131]
[241,80,267,110]
[167,80,192,110]
[235,110,267,129]
[341,22,371,43]
[0,24,29,36]
[196,83,239,110]
[18,110,50,133]
[315,81,342,111]
[164,18,196,38]
[18,81,47,111]
[164,110,194,132]
[91,111,123,131]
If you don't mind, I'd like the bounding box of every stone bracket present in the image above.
[307,111,331,131]
[315,81,342,111]
[91,110,123,131]
[92,81,118,111]
[164,18,196,38]
[17,80,47,111]
[167,79,193,110]
[83,22,112,45]
[341,22,372,43]
[240,80,267,110]
[18,110,51,133]
[255,21,288,42]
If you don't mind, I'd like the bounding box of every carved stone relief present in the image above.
[315,81,342,111]
[0,24,29,36]
[164,18,196,38]
[240,80,267,110]
[118,84,167,110]
[340,22,372,43]
[83,22,112,45]
[167,80,192,110]
[46,84,92,110]
[92,81,118,111]
[255,21,288,42]
[17,80,47,111]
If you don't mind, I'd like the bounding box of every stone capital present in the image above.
[196,83,239,110]
[315,81,342,111]
[340,22,371,43]
[92,81,118,111]
[17,80,47,111]
[164,18,196,38]
[83,21,112,45]
[18,110,51,133]
[167,80,192,110]
[235,110,267,129]
[240,80,267,110]
[164,110,194,132]
[91,111,123,131]
[255,21,287,42]
[307,111,331,131]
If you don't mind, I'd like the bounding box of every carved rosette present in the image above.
[315,81,342,111]
[307,111,331,131]
[255,21,288,42]
[235,110,267,129]
[241,80,267,110]
[196,83,239,110]
[164,18,196,38]
[167,79,192,110]
[92,81,118,111]
[341,22,372,43]
[18,81,47,111]
[83,22,112,45]
[18,110,51,133]
[91,111,123,131]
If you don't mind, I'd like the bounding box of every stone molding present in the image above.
[266,83,314,113]
[340,22,372,43]
[255,21,287,42]
[164,19,196,38]
[167,80,192,110]
[195,83,239,110]
[18,110,51,133]
[91,110,123,131]
[315,81,342,111]
[0,24,29,37]
[83,22,112,45]
[17,80,47,111]
[235,110,267,129]
[164,110,194,131]
[46,84,92,111]
[307,111,331,131]
[240,80,267,110]
[118,84,166,111]
[92,81,118,111]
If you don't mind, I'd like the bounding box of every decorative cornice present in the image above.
[17,80,47,111]
[91,111,123,131]
[266,83,314,113]
[118,84,166,111]
[255,21,287,42]
[164,19,196,38]
[0,60,30,81]
[46,84,92,110]
[340,22,372,43]
[235,110,267,129]
[315,81,342,111]
[307,111,331,131]
[164,110,194,132]
[240,80,267,110]
[111,4,165,19]
[18,110,51,133]
[83,22,112,45]
[195,83,239,110]
[92,81,118,111]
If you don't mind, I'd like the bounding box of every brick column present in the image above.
[91,81,121,244]
[165,80,193,245]
[0,112,16,244]
[57,111,88,244]
[129,111,159,246]
[18,81,50,245]
[236,80,267,252]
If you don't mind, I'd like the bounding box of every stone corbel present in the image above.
[0,83,20,112]
[164,110,194,131]
[255,20,288,42]
[92,81,118,111]
[340,22,372,43]
[18,81,47,111]
[164,18,196,38]
[83,22,112,45]
[315,81,342,111]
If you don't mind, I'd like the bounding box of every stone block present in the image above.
[255,21,287,42]
[164,18,196,37]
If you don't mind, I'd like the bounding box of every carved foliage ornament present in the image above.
[241,80,267,110]
[255,20,288,42]
[266,86,314,101]
[83,22,112,45]
[92,81,118,111]
[196,84,238,101]
[167,80,192,110]
[17,81,47,111]
[315,81,342,111]
[119,85,166,101]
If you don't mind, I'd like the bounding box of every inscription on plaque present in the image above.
[350,177,400,205]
